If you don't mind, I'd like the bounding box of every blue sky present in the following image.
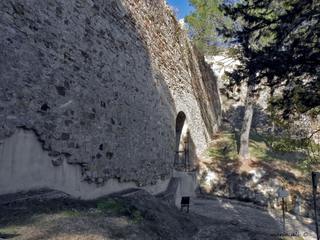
[167,0,194,19]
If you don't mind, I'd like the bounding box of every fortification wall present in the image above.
[0,0,221,197]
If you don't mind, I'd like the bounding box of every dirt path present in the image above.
[191,197,317,240]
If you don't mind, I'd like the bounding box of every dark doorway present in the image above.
[174,112,190,171]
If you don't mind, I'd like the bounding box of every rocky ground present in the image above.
[199,131,317,218]
[0,189,317,240]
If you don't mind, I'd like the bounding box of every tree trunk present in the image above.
[239,84,254,161]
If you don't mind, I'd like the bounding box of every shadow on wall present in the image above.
[187,47,221,139]
[0,0,179,195]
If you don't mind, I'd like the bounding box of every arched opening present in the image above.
[174,112,190,171]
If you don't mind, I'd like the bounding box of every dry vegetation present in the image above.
[199,131,315,214]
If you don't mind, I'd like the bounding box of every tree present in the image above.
[221,0,320,162]
[220,0,278,162]
[185,0,232,55]
[256,0,319,117]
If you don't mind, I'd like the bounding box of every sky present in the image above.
[167,0,194,20]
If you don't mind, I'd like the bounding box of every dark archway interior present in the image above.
[176,111,186,146]
[175,112,189,170]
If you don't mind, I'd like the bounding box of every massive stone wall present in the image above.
[0,0,221,197]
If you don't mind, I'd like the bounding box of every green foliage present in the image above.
[62,209,81,217]
[208,132,311,171]
[305,139,320,165]
[0,226,18,237]
[252,132,320,171]
[270,137,306,153]
[97,199,126,214]
[225,47,241,58]
[208,133,238,160]
[222,0,320,115]
[185,0,233,55]
[96,199,144,224]
[308,107,320,119]
[131,210,143,224]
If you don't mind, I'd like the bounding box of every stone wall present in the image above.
[0,0,221,197]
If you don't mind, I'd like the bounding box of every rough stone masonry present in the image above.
[0,0,221,198]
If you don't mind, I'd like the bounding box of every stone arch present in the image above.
[174,111,190,171]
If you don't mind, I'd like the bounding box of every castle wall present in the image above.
[0,0,221,197]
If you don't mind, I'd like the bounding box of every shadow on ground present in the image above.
[0,189,215,240]
[0,188,290,240]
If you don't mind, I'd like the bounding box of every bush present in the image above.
[131,209,143,224]
[270,137,304,153]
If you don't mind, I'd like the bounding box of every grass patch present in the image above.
[97,199,126,214]
[0,225,18,234]
[249,137,269,159]
[249,132,308,170]
[0,225,20,239]
[208,133,238,160]
[208,132,307,169]
[96,198,144,224]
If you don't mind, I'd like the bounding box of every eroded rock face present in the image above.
[0,0,221,191]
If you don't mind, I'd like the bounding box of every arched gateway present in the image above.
[174,112,191,171]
